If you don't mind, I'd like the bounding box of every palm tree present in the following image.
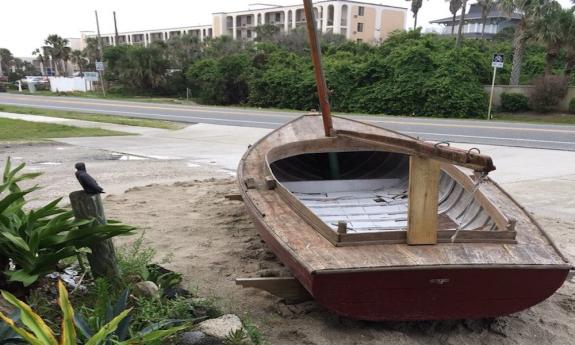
[478,0,497,39]
[564,13,575,77]
[70,50,87,73]
[531,2,573,76]
[447,0,463,35]
[407,0,424,30]
[32,47,50,75]
[44,34,72,76]
[455,0,468,47]
[82,37,100,66]
[499,0,550,85]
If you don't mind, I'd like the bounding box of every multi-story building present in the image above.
[82,0,407,49]
[81,25,213,49]
[429,3,521,38]
[212,1,407,43]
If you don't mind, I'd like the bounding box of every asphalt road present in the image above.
[1,93,575,151]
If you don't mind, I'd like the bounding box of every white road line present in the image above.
[404,131,575,146]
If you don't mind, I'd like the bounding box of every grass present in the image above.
[0,104,185,130]
[0,118,130,141]
[493,112,575,125]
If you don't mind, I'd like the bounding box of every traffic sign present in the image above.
[95,61,105,71]
[492,53,504,68]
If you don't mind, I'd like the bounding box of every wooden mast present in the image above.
[303,0,333,137]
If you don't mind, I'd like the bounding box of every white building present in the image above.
[82,0,407,48]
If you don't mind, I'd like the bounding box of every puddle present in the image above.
[104,153,149,161]
[117,155,147,161]
[217,169,236,177]
[37,161,62,166]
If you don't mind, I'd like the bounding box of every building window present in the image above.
[275,13,281,22]
[357,38,363,43]
[358,6,365,16]
[357,22,364,32]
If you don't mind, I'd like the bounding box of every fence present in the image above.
[484,85,575,112]
[48,77,96,93]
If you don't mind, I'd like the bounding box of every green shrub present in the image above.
[500,92,530,112]
[530,75,569,112]
[0,158,135,286]
[0,280,185,344]
[569,98,575,114]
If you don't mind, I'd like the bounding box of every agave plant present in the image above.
[0,280,185,345]
[74,287,188,344]
[0,158,135,286]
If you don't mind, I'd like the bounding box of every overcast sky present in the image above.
[1,0,573,57]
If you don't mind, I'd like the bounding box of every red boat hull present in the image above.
[312,268,568,321]
[250,210,569,321]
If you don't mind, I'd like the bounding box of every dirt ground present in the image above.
[105,179,575,345]
[3,142,574,344]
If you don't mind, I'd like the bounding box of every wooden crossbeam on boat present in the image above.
[235,277,312,304]
[336,129,496,174]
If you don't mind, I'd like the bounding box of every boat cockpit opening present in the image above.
[270,151,497,236]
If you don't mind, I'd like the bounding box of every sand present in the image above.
[104,178,575,345]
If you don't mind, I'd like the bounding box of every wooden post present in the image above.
[69,191,120,279]
[407,156,440,245]
[337,221,347,234]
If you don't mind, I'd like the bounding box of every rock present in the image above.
[197,314,243,339]
[179,331,224,345]
[133,281,159,298]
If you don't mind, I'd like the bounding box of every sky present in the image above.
[1,0,573,57]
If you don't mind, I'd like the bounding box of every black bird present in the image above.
[75,162,104,195]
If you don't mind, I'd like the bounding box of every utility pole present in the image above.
[113,11,119,46]
[95,10,106,96]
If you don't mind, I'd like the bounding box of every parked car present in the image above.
[20,76,49,90]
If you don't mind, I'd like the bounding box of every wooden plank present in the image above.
[244,177,256,189]
[441,164,514,233]
[236,277,313,304]
[336,130,496,173]
[225,194,243,201]
[407,156,440,245]
[265,176,277,190]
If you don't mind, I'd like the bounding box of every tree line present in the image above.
[97,24,571,117]
[409,0,575,85]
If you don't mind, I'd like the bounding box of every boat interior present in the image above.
[270,150,517,246]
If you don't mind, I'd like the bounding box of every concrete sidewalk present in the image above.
[2,111,574,221]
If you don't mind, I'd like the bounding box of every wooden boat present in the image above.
[236,0,572,321]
